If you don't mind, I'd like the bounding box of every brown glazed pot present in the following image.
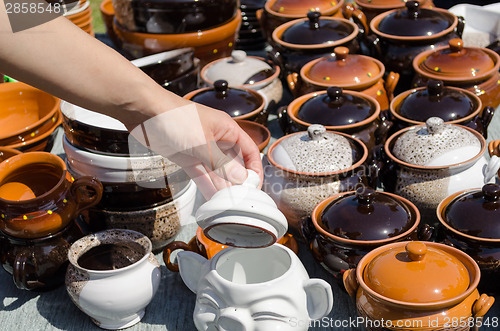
[287,46,399,110]
[0,152,103,239]
[343,241,494,330]
[413,38,500,109]
[301,187,423,281]
[354,0,434,24]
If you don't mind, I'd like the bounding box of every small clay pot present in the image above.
[236,119,271,152]
[354,0,434,24]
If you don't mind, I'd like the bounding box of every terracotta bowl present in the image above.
[235,119,271,152]
[0,148,22,163]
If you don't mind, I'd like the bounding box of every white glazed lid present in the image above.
[196,170,288,248]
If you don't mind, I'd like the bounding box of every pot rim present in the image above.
[355,240,481,309]
[384,123,487,170]
[267,129,368,177]
[272,16,359,50]
[5,112,62,149]
[311,190,420,245]
[300,53,385,90]
[413,45,500,83]
[354,0,428,10]
[287,90,381,130]
[369,6,458,41]
[264,0,344,18]
[437,188,500,243]
[389,85,483,126]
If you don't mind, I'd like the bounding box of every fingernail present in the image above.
[229,166,248,184]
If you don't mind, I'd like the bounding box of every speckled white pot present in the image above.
[65,229,161,330]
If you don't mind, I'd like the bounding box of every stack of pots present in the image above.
[64,0,94,36]
[60,101,197,252]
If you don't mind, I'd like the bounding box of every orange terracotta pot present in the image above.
[99,0,119,46]
[0,147,22,163]
[235,119,271,152]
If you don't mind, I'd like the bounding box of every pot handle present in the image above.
[342,268,359,299]
[13,250,43,290]
[299,216,317,244]
[71,176,103,216]
[467,106,495,139]
[417,224,435,241]
[364,34,382,60]
[267,48,284,73]
[343,3,369,37]
[375,110,394,145]
[277,106,292,135]
[384,72,400,102]
[163,237,202,272]
[372,144,398,192]
[473,293,495,319]
[456,15,465,39]
[286,72,300,98]
[256,8,263,23]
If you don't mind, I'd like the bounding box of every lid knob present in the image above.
[355,186,375,205]
[406,241,427,261]
[326,86,344,105]
[406,1,420,18]
[214,80,229,97]
[449,38,464,53]
[307,124,326,141]
[427,80,444,97]
[426,117,444,134]
[334,47,349,61]
[482,183,500,202]
[307,11,321,30]
[231,50,247,63]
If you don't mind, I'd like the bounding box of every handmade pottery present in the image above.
[0,147,21,163]
[412,38,500,109]
[0,219,86,291]
[99,0,120,47]
[354,0,434,24]
[302,187,422,280]
[236,0,267,50]
[343,241,494,330]
[0,152,103,239]
[286,46,399,110]
[66,229,161,329]
[236,120,271,152]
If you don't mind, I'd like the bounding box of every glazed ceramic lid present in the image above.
[395,80,478,122]
[363,241,470,303]
[392,117,482,167]
[268,0,340,15]
[415,39,496,81]
[279,11,355,45]
[196,170,288,248]
[376,1,451,37]
[297,87,376,126]
[270,125,357,173]
[202,50,276,86]
[187,80,264,117]
[319,187,414,240]
[302,47,383,87]
[356,0,425,8]
[443,184,500,239]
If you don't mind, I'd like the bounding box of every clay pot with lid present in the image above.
[263,124,370,234]
[287,46,399,110]
[301,187,423,280]
[278,86,391,152]
[437,183,500,294]
[343,241,494,330]
[183,80,268,125]
[389,80,496,138]
[269,11,364,76]
[413,38,500,109]
[354,0,434,24]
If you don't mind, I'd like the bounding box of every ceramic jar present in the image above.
[184,80,269,125]
[278,87,390,152]
[437,184,500,294]
[0,219,87,290]
[269,12,362,76]
[287,46,399,110]
[301,187,422,280]
[65,229,161,329]
[389,80,495,138]
[413,38,500,109]
[354,0,434,24]
[377,117,500,223]
[343,241,494,330]
[263,125,370,234]
[0,152,103,239]
[200,50,283,112]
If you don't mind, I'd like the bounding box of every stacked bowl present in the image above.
[64,0,94,36]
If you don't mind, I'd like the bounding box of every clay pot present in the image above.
[343,241,494,330]
[354,0,434,24]
[99,0,120,47]
[286,46,399,110]
[413,38,500,109]
[0,147,21,163]
[236,120,271,152]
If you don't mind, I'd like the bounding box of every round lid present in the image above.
[202,51,275,87]
[356,0,426,8]
[376,1,451,37]
[319,187,414,240]
[196,170,288,248]
[396,80,477,123]
[270,125,357,173]
[187,80,263,117]
[363,241,470,303]
[392,117,482,167]
[303,47,382,87]
[416,39,496,80]
[280,12,355,45]
[268,0,339,16]
[444,184,500,239]
[297,87,376,126]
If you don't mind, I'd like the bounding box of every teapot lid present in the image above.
[196,170,288,248]
[375,1,452,37]
[279,12,356,46]
[363,241,470,303]
[303,47,383,88]
[415,39,497,81]
[267,0,340,16]
[202,51,276,87]
[356,0,426,7]
[186,80,264,118]
[297,87,377,127]
[443,184,500,239]
[391,117,482,167]
[270,125,361,174]
[395,80,478,123]
[319,188,415,241]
